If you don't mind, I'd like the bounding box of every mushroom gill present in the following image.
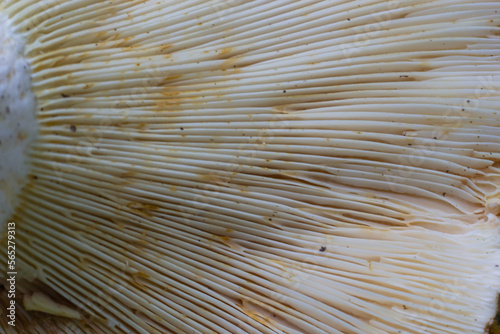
[0,0,500,333]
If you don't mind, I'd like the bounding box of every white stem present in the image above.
[0,13,37,230]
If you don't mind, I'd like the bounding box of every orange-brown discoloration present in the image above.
[218,47,233,57]
[126,202,160,217]
[114,36,134,48]
[201,173,231,185]
[132,272,150,291]
[165,75,182,81]
[159,45,172,54]
[160,91,180,98]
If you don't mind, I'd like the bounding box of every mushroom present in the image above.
[1,0,500,333]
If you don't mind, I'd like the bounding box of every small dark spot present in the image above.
[403,305,408,310]
[180,127,184,130]
[433,137,437,140]
[33,175,38,180]
[446,170,449,173]
[399,75,409,78]
[283,90,286,93]
[319,246,326,252]
[443,193,446,197]
[61,93,69,98]
[6,106,10,114]
[347,18,351,21]
[70,125,77,132]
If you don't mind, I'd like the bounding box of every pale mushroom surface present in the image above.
[0,1,500,334]
[0,13,37,228]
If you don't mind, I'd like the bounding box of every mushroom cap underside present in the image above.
[0,0,500,333]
